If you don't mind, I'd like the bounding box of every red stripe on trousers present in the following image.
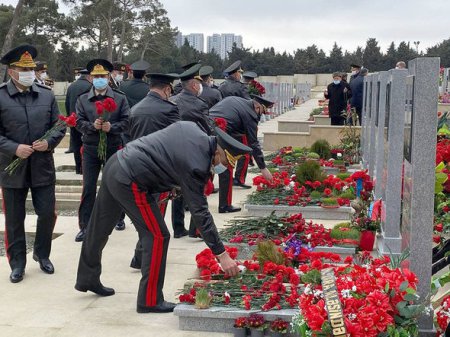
[158,192,169,217]
[140,192,164,307]
[1,188,9,262]
[131,183,161,306]
[239,135,250,184]
[227,164,233,205]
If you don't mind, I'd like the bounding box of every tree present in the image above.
[328,42,344,72]
[427,38,450,67]
[363,38,383,71]
[396,41,417,65]
[383,42,397,69]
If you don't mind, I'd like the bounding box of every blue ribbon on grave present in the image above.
[356,178,363,197]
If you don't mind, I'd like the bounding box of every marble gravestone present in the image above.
[368,73,380,178]
[377,69,408,256]
[361,77,371,168]
[401,57,439,336]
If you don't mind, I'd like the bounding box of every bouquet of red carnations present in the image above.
[95,97,117,160]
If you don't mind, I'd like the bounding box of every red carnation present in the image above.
[102,97,117,112]
[214,117,227,131]
[204,179,214,196]
[95,101,104,115]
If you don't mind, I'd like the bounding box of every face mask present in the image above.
[208,80,214,88]
[93,77,108,90]
[115,74,123,83]
[395,67,399,70]
[213,163,227,175]
[351,70,357,75]
[75,75,81,81]
[40,72,48,80]
[14,70,35,87]
[197,83,203,96]
[333,80,341,85]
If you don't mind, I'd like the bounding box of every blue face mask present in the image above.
[333,80,341,85]
[214,163,228,175]
[93,77,108,90]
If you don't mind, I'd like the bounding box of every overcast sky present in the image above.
[159,0,449,54]
[2,0,449,54]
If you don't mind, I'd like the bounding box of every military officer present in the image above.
[109,61,126,89]
[128,72,181,269]
[242,71,258,85]
[65,68,92,174]
[119,60,150,108]
[170,64,212,238]
[210,95,274,213]
[173,60,201,95]
[75,59,129,242]
[75,121,248,313]
[34,61,54,88]
[199,65,222,108]
[0,45,66,283]
[219,60,250,99]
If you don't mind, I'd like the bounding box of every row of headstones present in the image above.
[259,82,311,119]
[360,57,439,335]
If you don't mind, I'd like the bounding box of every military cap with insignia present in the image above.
[34,61,48,71]
[113,61,127,72]
[214,127,252,167]
[74,67,84,75]
[178,63,203,82]
[250,94,274,113]
[130,60,150,72]
[223,60,243,75]
[86,59,113,75]
[80,69,90,75]
[199,65,214,77]
[243,71,258,80]
[350,64,361,69]
[0,44,37,67]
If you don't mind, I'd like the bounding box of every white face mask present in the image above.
[14,70,36,87]
[75,75,81,81]
[197,83,203,96]
[214,163,227,174]
[40,72,48,80]
[115,74,123,83]
[351,70,357,75]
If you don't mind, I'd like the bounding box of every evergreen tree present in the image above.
[363,38,383,71]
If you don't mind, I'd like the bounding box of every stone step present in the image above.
[0,197,80,212]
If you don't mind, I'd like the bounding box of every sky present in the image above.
[2,0,449,54]
[158,0,449,54]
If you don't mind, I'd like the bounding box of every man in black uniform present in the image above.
[170,64,212,238]
[0,45,66,283]
[219,60,251,99]
[173,61,200,95]
[109,61,126,89]
[199,65,222,108]
[210,95,274,213]
[65,68,92,174]
[75,122,249,313]
[119,60,150,108]
[75,59,129,242]
[128,71,181,269]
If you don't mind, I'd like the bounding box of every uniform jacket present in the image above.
[119,79,150,108]
[117,121,225,255]
[109,78,120,90]
[0,81,65,188]
[349,74,364,110]
[129,91,180,140]
[200,83,222,108]
[209,96,265,169]
[170,90,212,134]
[218,77,251,99]
[65,75,92,115]
[75,86,130,148]
[325,82,352,117]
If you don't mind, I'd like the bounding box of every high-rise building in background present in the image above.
[176,32,244,60]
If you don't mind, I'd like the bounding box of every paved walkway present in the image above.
[0,95,342,337]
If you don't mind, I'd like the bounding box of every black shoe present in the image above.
[75,228,86,242]
[130,256,141,270]
[115,220,126,231]
[174,229,189,239]
[10,268,24,283]
[219,205,242,213]
[33,254,54,274]
[75,283,115,296]
[233,178,252,189]
[137,301,176,313]
[211,188,219,194]
[65,149,74,154]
